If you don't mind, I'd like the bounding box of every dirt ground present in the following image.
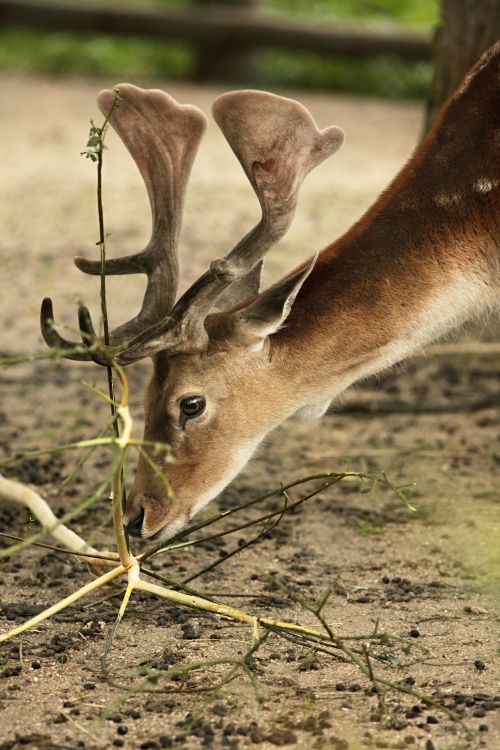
[0,75,499,750]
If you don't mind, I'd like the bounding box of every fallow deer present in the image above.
[41,42,500,542]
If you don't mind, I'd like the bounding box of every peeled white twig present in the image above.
[0,473,117,564]
[0,564,125,643]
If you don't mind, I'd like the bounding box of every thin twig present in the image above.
[0,532,118,563]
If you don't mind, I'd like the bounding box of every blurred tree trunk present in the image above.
[425,0,500,130]
[192,0,259,83]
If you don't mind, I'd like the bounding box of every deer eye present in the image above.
[179,396,206,421]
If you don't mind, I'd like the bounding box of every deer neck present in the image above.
[272,114,499,412]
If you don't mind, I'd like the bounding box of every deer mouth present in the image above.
[146,513,191,543]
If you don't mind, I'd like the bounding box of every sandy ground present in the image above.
[0,74,499,750]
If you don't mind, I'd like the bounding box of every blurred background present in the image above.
[0,0,498,125]
[0,0,498,355]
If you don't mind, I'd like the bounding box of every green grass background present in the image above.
[0,0,439,97]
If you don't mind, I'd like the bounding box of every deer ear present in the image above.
[233,254,317,349]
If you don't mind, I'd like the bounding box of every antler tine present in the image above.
[40,298,93,361]
[138,90,345,352]
[41,84,207,363]
[41,298,121,364]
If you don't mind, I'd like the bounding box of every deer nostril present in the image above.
[125,508,145,538]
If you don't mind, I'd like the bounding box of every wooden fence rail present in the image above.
[0,0,432,61]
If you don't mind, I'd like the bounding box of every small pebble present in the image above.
[266,729,297,745]
[2,666,22,678]
[249,724,263,743]
[125,709,141,719]
[405,711,420,720]
[212,704,228,716]
[474,692,490,701]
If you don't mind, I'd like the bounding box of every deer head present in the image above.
[40,42,500,540]
[41,84,344,541]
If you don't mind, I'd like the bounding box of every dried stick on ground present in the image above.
[0,473,118,564]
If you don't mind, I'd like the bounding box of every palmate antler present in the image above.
[40,84,208,360]
[41,84,344,365]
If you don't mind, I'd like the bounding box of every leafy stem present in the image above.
[82,90,122,424]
